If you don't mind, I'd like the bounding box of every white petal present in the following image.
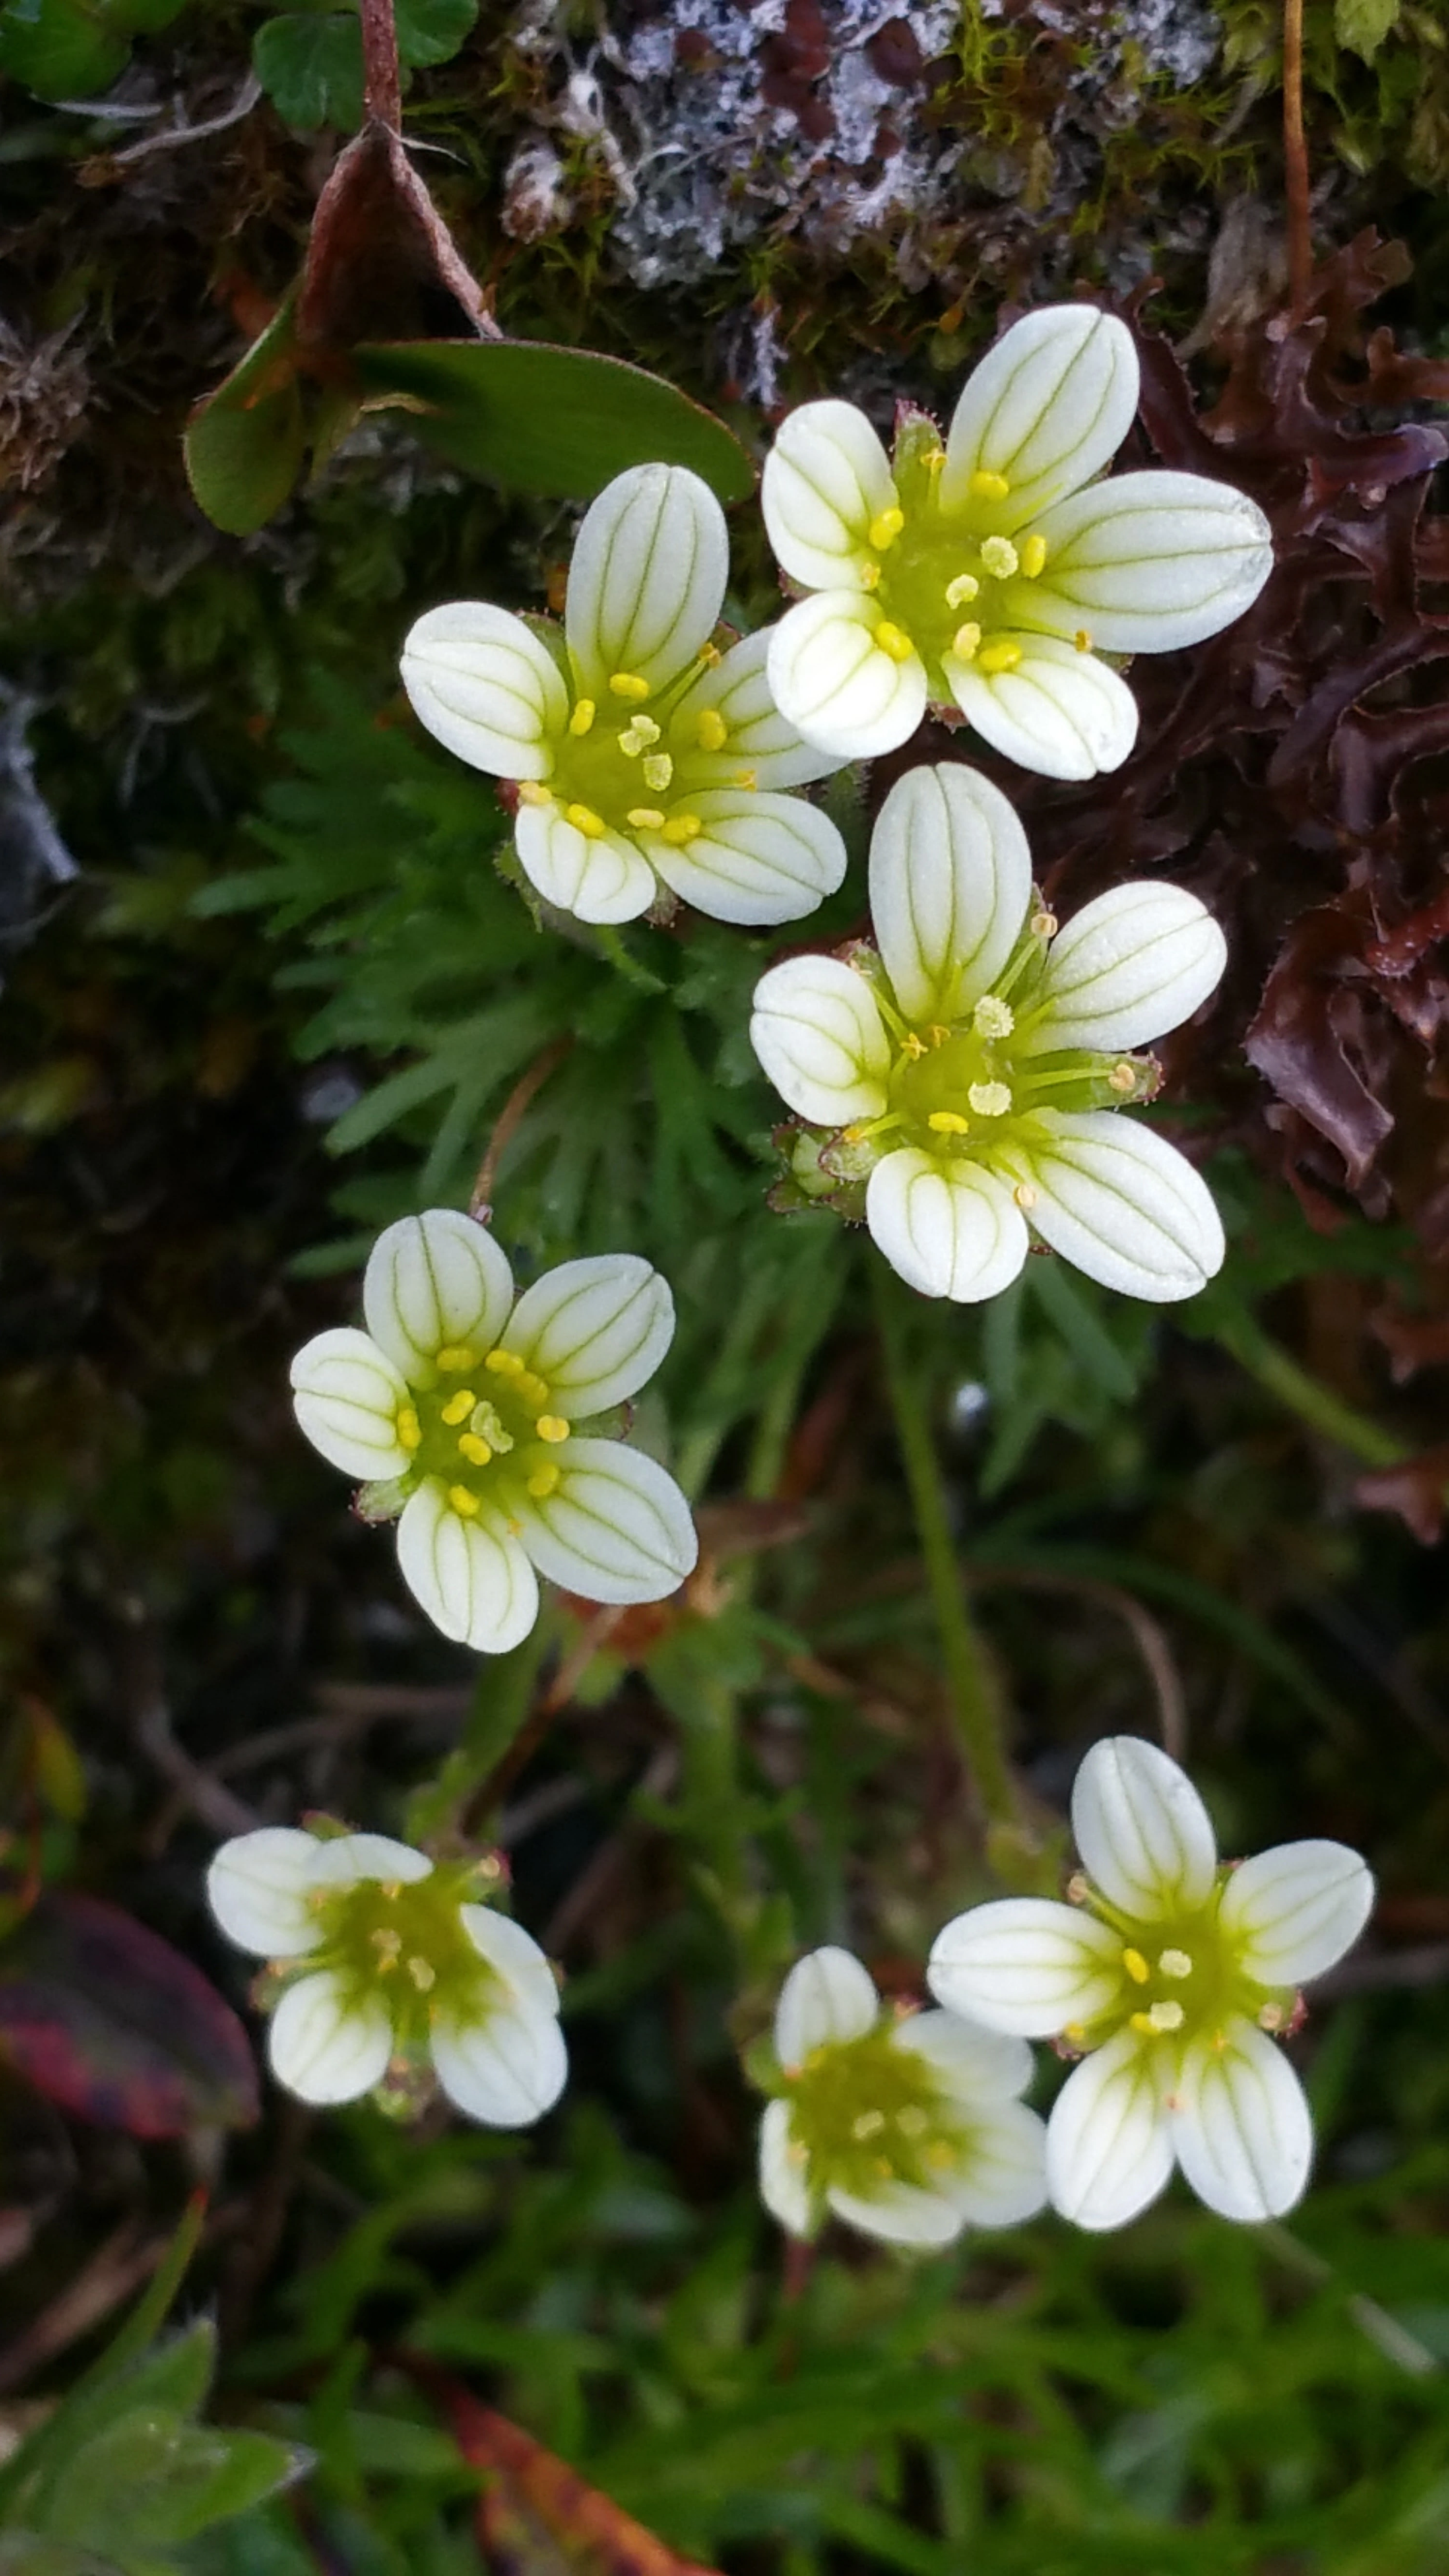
[762,399,897,592]
[307,1833,432,1891]
[502,1255,673,1418]
[940,2095,1051,2229]
[459,1903,562,2023]
[940,306,1139,526]
[363,1209,515,1383]
[207,1828,322,1959]
[515,1438,697,1606]
[645,791,846,927]
[866,1150,1029,1304]
[670,628,847,789]
[1008,1111,1225,1303]
[1218,1841,1375,1987]
[774,1945,879,2065]
[431,1996,568,2127]
[1046,2028,1175,2231]
[889,2006,1034,2104]
[513,803,656,926]
[395,1484,540,1653]
[401,602,567,782]
[768,592,928,760]
[868,761,1033,1021]
[1028,471,1274,652]
[827,2179,965,2248]
[1024,884,1227,1056]
[759,2097,812,2236]
[564,463,727,695]
[267,1970,393,2107]
[946,634,1138,783]
[928,1899,1123,2038]
[749,954,890,1127]
[290,1327,410,1480]
[1171,2021,1313,2222]
[1071,1735,1217,1918]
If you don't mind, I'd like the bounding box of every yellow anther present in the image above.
[484,1349,524,1377]
[642,753,674,792]
[435,1346,477,1372]
[565,803,607,839]
[734,768,758,790]
[951,622,982,662]
[897,2105,928,2138]
[1258,2001,1286,2031]
[925,445,946,474]
[1123,1948,1151,1984]
[860,561,881,590]
[1074,628,1093,653]
[928,1109,970,1135]
[380,1882,402,1900]
[926,1024,950,1049]
[568,698,596,736]
[1147,2000,1184,2034]
[535,1414,571,1443]
[1159,1948,1192,1980]
[440,1388,476,1426]
[1020,533,1047,578]
[663,813,702,844]
[695,707,728,752]
[627,807,666,831]
[457,1432,493,1466]
[873,620,915,663]
[697,641,722,666]
[973,994,1014,1039]
[448,1485,480,1516]
[1129,2011,1157,2035]
[946,572,980,609]
[868,505,905,550]
[395,1406,421,1451]
[968,1080,1011,1117]
[406,1956,435,1992]
[978,640,1023,675]
[1030,909,1058,939]
[527,1464,560,1499]
[852,2108,886,2140]
[371,1926,401,1957]
[1013,1181,1037,1211]
[608,671,651,700]
[926,2140,954,2169]
[515,780,554,806]
[1108,1061,1138,1095]
[516,1371,550,1408]
[1063,2022,1086,2047]
[1066,1872,1091,1904]
[969,468,1011,501]
[619,715,661,756]
[900,1030,927,1061]
[980,535,1019,579]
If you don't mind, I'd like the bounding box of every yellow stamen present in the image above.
[980,535,1018,579]
[485,1350,524,1377]
[642,753,674,792]
[868,505,905,550]
[565,803,607,838]
[1030,909,1058,938]
[663,813,701,844]
[928,1110,970,1136]
[527,1464,560,1499]
[609,671,651,700]
[973,995,1014,1038]
[978,640,1022,675]
[435,1345,477,1372]
[926,1024,950,1049]
[457,1432,492,1466]
[969,468,1011,501]
[535,1414,571,1443]
[627,807,666,831]
[898,2104,928,2138]
[900,1030,927,1061]
[396,1406,421,1451]
[1123,1947,1151,1984]
[852,2108,886,2139]
[1013,1181,1037,1211]
[371,1926,401,1957]
[1063,2022,1086,2046]
[1108,1061,1138,1095]
[951,622,981,662]
[515,781,554,806]
[1258,2002,1286,2031]
[406,1956,435,1992]
[695,707,728,752]
[568,698,596,736]
[860,561,881,591]
[1074,628,1093,653]
[440,1388,476,1426]
[874,620,915,663]
[1129,2011,1156,2035]
[945,572,979,609]
[1020,533,1047,578]
[515,1371,549,1407]
[1147,2000,1184,2033]
[967,1080,1011,1117]
[698,642,722,667]
[733,768,757,790]
[448,1485,480,1516]
[1159,1948,1192,1980]
[619,715,660,756]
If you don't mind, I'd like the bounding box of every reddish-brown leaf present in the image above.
[1356,1448,1449,1544]
[424,2371,722,2576]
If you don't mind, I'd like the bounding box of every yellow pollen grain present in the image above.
[1020,533,1047,578]
[860,561,881,590]
[928,1109,970,1136]
[1030,909,1058,938]
[946,572,980,609]
[565,803,607,839]
[1063,2022,1086,2046]
[900,1030,927,1061]
[663,813,701,844]
[734,769,758,790]
[852,2108,886,2139]
[485,1349,524,1377]
[457,1432,492,1466]
[926,1024,950,1049]
[527,1465,560,1499]
[1159,1948,1192,1979]
[396,1406,421,1451]
[535,1414,570,1443]
[951,621,982,662]
[868,505,905,550]
[969,468,1011,501]
[406,1956,435,1992]
[1148,2000,1184,2033]
[698,641,722,667]
[898,2105,928,2137]
[568,698,596,736]
[1014,1181,1038,1211]
[1074,628,1093,653]
[980,535,1018,579]
[1123,1947,1151,1984]
[695,707,728,752]
[973,994,1014,1038]
[440,1388,476,1426]
[609,671,651,700]
[515,781,554,806]
[968,1080,1011,1117]
[1258,2002,1286,2031]
[874,620,915,663]
[627,807,666,831]
[371,1926,401,1956]
[516,1371,550,1407]
[642,753,674,792]
[448,1485,481,1517]
[978,639,1022,675]
[1129,2010,1157,2035]
[436,1345,477,1372]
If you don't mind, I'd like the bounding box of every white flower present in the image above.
[761,306,1273,777]
[207,1826,566,2124]
[750,761,1226,1304]
[290,1209,698,1652]
[758,1945,1047,2248]
[928,1738,1375,2231]
[400,463,848,927]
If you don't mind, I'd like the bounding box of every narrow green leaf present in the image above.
[184,294,306,537]
[352,338,754,504]
[44,2411,306,2550]
[252,12,363,129]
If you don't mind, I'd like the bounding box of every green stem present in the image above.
[1214,1312,1405,1471]
[871,1264,1016,1829]
[403,1621,552,1848]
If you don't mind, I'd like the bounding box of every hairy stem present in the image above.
[360,0,402,127]
[469,1037,572,1218]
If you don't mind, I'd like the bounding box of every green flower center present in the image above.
[525,654,750,850]
[305,1862,501,2051]
[777,2019,970,2205]
[394,1342,572,1521]
[859,428,1086,694]
[1068,1874,1296,2060]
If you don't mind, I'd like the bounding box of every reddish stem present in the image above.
[1283,0,1312,318]
[360,0,402,129]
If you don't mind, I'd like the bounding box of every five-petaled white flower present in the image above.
[750,761,1226,1304]
[290,1209,698,1653]
[928,1737,1374,2231]
[758,1945,1047,2248]
[207,1826,566,2123]
[761,305,1273,779]
[401,462,847,928]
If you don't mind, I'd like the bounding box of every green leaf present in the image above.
[352,338,754,503]
[252,11,363,129]
[0,0,129,100]
[184,293,307,537]
[42,2410,306,2551]
[0,2545,123,2576]
[1335,0,1401,57]
[395,0,476,68]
